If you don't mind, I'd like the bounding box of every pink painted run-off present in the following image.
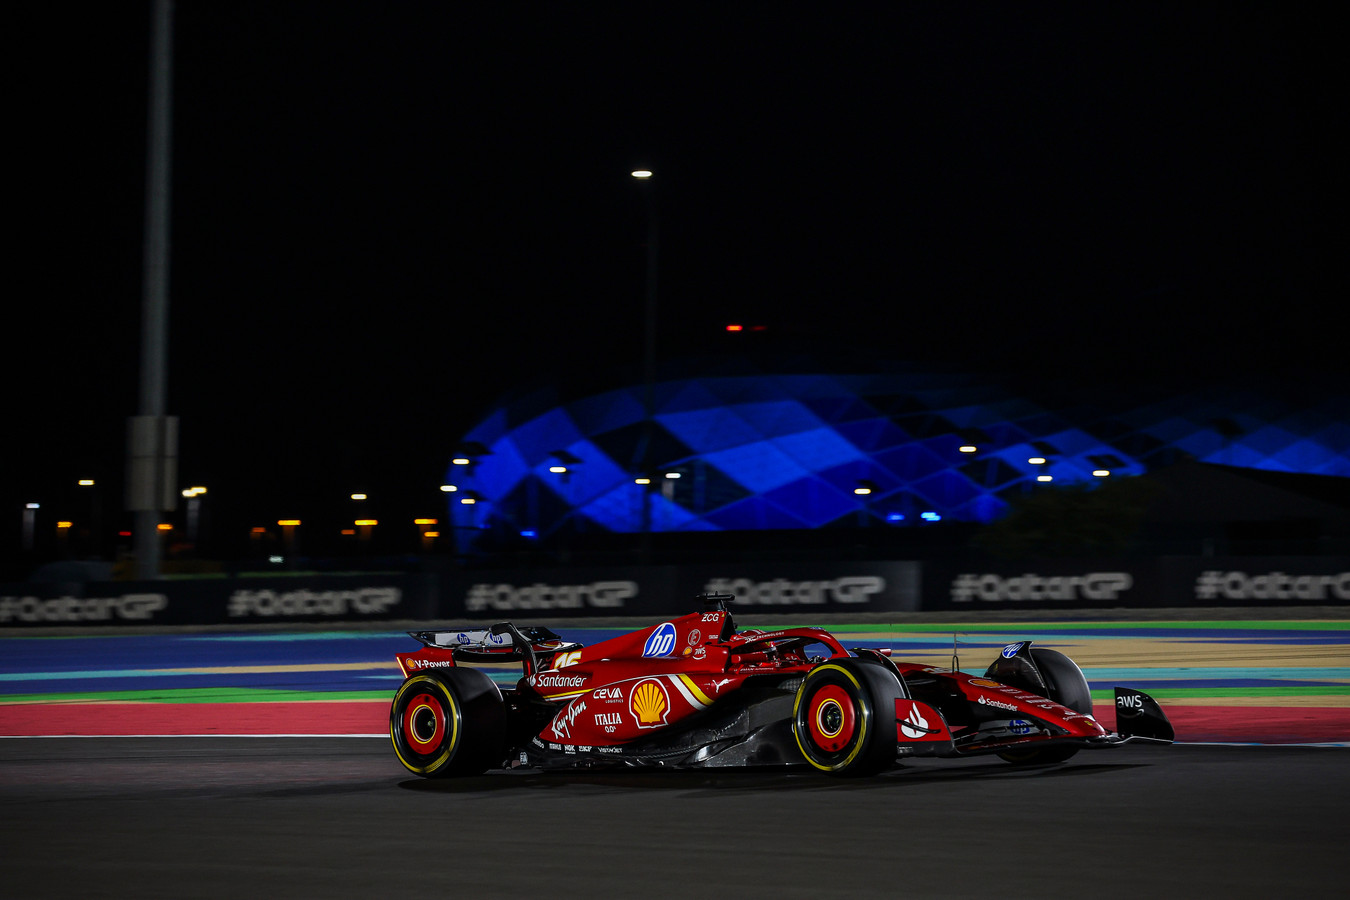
[1090,702,1350,745]
[2,701,1348,743]
[0,701,391,737]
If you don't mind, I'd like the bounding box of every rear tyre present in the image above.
[792,659,905,776]
[997,648,1092,766]
[390,669,507,777]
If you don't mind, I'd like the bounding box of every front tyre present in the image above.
[390,669,506,777]
[792,659,905,776]
[997,648,1092,766]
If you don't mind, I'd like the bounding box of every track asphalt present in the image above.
[1,740,1343,898]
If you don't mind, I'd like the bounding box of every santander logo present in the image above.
[900,704,929,740]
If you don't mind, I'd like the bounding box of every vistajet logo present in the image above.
[1194,570,1350,602]
[950,572,1133,603]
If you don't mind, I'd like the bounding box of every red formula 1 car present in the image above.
[389,594,1173,778]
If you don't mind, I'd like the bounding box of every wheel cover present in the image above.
[403,692,446,751]
[793,664,869,771]
[391,676,458,774]
[807,685,856,753]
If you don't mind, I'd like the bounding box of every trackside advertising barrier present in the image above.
[0,574,436,628]
[445,561,921,618]
[1160,557,1350,607]
[925,556,1350,610]
[2,556,1345,626]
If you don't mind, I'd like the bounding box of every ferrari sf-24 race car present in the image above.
[390,594,1173,777]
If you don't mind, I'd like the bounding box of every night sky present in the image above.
[10,2,1341,562]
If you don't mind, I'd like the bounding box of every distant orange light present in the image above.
[277,519,301,527]
[56,521,73,529]
[157,523,173,532]
[423,531,440,538]
[414,518,438,525]
[340,529,356,536]
[726,324,743,332]
[354,519,378,527]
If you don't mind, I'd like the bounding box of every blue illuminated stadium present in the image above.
[445,364,1350,541]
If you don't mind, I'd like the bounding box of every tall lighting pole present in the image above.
[129,0,178,580]
[631,170,657,560]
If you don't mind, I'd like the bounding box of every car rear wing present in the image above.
[407,624,582,674]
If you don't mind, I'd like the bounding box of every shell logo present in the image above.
[630,678,670,729]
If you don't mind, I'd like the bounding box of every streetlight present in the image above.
[73,479,103,556]
[632,167,658,558]
[277,519,301,563]
[662,470,683,504]
[855,480,879,527]
[414,518,438,552]
[130,0,176,582]
[549,449,582,482]
[450,441,491,476]
[181,486,207,548]
[22,503,39,552]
